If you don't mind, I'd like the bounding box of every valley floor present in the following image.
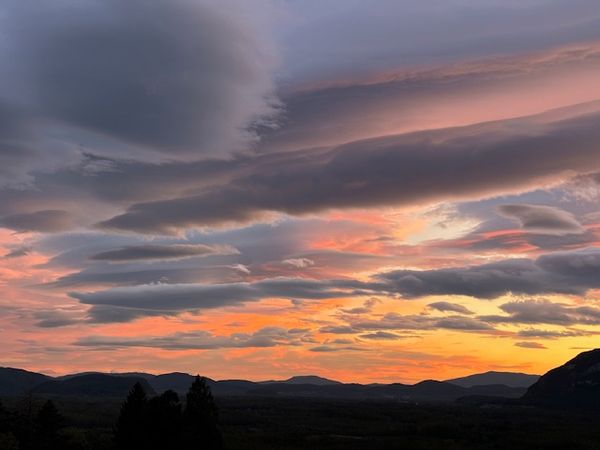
[3,395,600,449]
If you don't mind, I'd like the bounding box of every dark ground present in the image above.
[2,395,600,449]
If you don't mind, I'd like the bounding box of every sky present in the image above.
[1,0,600,383]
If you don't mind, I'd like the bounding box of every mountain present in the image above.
[523,348,600,409]
[0,367,526,401]
[0,367,51,396]
[446,371,540,388]
[149,372,197,393]
[279,375,341,386]
[32,373,156,398]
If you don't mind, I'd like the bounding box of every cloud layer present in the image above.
[100,107,600,233]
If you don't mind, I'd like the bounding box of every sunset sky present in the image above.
[1,0,600,383]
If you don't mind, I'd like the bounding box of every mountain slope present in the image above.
[523,348,600,409]
[32,373,156,397]
[280,375,341,386]
[0,367,527,401]
[0,367,51,396]
[446,371,539,388]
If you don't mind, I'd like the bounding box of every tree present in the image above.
[147,390,182,450]
[114,382,148,449]
[0,401,18,450]
[0,400,9,433]
[34,400,64,450]
[182,376,223,449]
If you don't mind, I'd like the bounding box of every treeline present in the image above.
[0,397,63,450]
[0,375,222,450]
[115,376,222,450]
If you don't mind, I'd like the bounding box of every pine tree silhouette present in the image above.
[147,389,182,450]
[34,400,63,450]
[183,376,223,449]
[114,381,148,449]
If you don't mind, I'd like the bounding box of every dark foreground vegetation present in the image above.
[0,376,222,450]
[2,349,600,449]
[2,394,600,450]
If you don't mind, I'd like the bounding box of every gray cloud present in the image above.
[326,313,494,334]
[359,331,403,340]
[497,204,584,235]
[514,341,547,349]
[318,325,357,334]
[268,45,600,153]
[339,299,380,315]
[281,0,600,86]
[377,249,600,299]
[99,107,600,233]
[3,246,32,258]
[428,301,473,315]
[309,345,364,353]
[516,328,592,339]
[1,0,278,160]
[89,243,238,263]
[66,248,600,322]
[48,266,248,289]
[33,309,83,328]
[481,299,600,326]
[75,326,314,350]
[71,277,366,323]
[0,210,74,232]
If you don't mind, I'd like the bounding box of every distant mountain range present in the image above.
[3,350,598,408]
[0,367,534,401]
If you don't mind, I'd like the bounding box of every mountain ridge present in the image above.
[445,371,540,388]
[0,367,528,401]
[524,348,600,409]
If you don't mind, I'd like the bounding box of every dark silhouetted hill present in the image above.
[446,371,539,388]
[279,375,341,385]
[523,348,600,409]
[32,373,156,398]
[0,367,51,396]
[0,367,527,401]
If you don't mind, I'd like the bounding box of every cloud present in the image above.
[340,298,381,315]
[70,277,365,323]
[67,248,600,322]
[359,331,403,340]
[481,299,600,326]
[89,243,238,263]
[282,258,315,268]
[268,44,600,153]
[3,246,32,258]
[329,313,495,333]
[281,0,600,86]
[376,248,600,299]
[318,325,357,334]
[516,328,591,339]
[75,326,314,350]
[0,0,279,161]
[48,266,248,289]
[497,204,584,235]
[99,107,600,233]
[428,301,473,315]
[514,341,547,349]
[0,210,74,232]
[33,309,83,328]
[309,345,363,352]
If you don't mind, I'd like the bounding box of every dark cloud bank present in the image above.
[68,248,600,323]
[99,109,600,234]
